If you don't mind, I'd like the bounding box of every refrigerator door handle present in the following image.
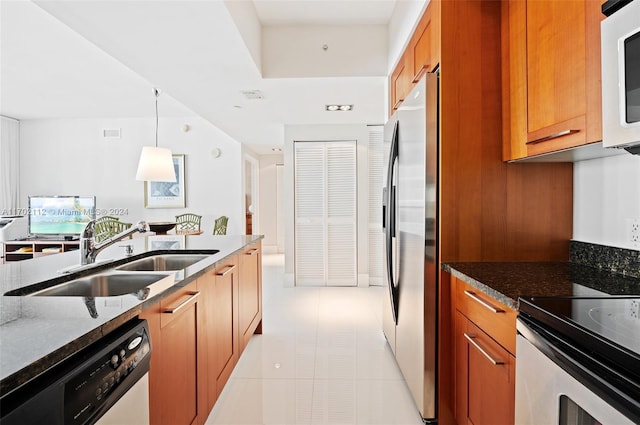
[382,187,387,230]
[389,185,396,238]
[385,120,400,324]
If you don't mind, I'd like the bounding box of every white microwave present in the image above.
[601,0,640,154]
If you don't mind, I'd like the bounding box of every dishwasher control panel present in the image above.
[0,318,151,425]
[64,320,151,425]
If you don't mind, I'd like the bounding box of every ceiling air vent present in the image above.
[102,128,121,139]
[241,90,264,100]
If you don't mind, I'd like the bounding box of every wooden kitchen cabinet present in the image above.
[141,243,263,425]
[208,256,240,402]
[390,53,412,114]
[501,0,603,160]
[455,312,516,425]
[390,0,440,116]
[454,277,516,425]
[238,241,262,353]
[411,0,440,83]
[141,279,204,425]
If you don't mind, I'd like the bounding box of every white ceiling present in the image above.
[0,0,409,155]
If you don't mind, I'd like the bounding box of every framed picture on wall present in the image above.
[144,154,186,208]
[147,234,185,251]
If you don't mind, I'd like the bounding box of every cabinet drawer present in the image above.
[455,277,517,354]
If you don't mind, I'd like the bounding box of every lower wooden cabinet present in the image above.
[141,279,204,425]
[454,278,516,425]
[238,241,262,352]
[455,312,515,425]
[142,242,263,425]
[209,256,240,404]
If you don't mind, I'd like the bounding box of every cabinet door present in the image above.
[197,269,218,413]
[143,280,201,425]
[527,0,585,139]
[212,257,239,399]
[238,242,262,352]
[502,0,602,160]
[390,53,413,114]
[455,312,515,425]
[412,4,433,82]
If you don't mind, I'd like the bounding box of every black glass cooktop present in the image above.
[519,296,640,357]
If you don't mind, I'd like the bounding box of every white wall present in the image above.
[19,116,244,235]
[283,124,372,287]
[574,154,640,250]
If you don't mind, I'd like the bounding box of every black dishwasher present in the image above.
[0,318,151,425]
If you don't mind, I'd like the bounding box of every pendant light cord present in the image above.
[154,88,160,148]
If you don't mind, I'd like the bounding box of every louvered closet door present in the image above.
[294,141,357,286]
[368,126,384,286]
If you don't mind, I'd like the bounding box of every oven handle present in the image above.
[517,317,640,424]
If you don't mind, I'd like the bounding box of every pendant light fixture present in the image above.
[135,88,176,182]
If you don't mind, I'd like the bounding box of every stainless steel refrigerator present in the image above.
[382,72,439,423]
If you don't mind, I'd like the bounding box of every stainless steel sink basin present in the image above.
[26,273,172,297]
[115,254,210,272]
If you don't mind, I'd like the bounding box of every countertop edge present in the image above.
[442,264,519,310]
[0,235,263,396]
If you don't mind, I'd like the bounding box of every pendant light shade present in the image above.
[136,146,176,181]
[136,88,176,182]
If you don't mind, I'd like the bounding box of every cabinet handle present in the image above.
[246,248,259,256]
[412,65,429,83]
[464,333,504,365]
[164,292,199,314]
[216,264,236,276]
[526,129,579,145]
[464,290,504,313]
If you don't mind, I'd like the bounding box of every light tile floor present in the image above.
[205,254,424,425]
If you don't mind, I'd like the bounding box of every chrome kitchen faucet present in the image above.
[80,220,149,265]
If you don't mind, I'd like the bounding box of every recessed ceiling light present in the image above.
[325,104,353,111]
[272,148,282,152]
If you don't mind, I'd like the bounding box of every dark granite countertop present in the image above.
[442,262,640,310]
[0,234,262,395]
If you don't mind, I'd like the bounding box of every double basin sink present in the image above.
[5,253,216,298]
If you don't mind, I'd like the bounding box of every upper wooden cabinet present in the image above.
[501,0,603,160]
[412,0,440,83]
[391,53,412,114]
[390,0,440,116]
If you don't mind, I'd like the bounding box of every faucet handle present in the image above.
[81,220,97,239]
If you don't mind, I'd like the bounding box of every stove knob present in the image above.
[110,354,119,368]
[119,349,126,359]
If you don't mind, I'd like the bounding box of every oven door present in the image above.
[601,0,640,150]
[515,319,637,425]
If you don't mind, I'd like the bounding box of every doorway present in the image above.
[244,155,259,235]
